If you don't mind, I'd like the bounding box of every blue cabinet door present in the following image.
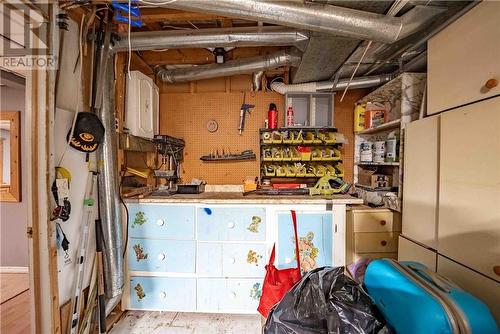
[130,276,196,311]
[197,207,266,241]
[128,238,196,273]
[197,278,262,313]
[127,204,195,240]
[277,212,333,272]
[197,243,223,276]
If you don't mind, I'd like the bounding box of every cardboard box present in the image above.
[358,168,393,188]
[370,174,393,188]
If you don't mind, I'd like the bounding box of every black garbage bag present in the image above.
[264,266,388,334]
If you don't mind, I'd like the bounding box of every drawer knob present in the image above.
[227,221,235,229]
[229,291,237,299]
[229,257,236,264]
[156,219,165,226]
[380,240,387,246]
[493,266,500,277]
[380,220,387,226]
[485,78,498,90]
[158,253,166,261]
[159,291,167,299]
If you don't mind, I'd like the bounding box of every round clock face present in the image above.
[206,119,219,133]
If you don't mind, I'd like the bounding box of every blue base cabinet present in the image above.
[125,203,344,314]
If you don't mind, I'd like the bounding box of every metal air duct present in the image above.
[142,0,445,44]
[112,26,309,52]
[96,56,124,315]
[158,48,301,83]
[270,74,393,94]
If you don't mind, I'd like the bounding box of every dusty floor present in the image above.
[109,311,262,334]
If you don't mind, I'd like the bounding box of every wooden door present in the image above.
[438,97,500,281]
[402,116,440,248]
[427,1,500,114]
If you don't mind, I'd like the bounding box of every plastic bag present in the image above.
[264,266,388,334]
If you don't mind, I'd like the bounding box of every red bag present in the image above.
[257,210,302,317]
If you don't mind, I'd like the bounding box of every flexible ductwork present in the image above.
[271,74,393,94]
[252,71,264,91]
[112,26,309,52]
[158,48,301,83]
[96,56,124,315]
[140,0,445,44]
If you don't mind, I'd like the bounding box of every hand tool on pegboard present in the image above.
[238,92,255,135]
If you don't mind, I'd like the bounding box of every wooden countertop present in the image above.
[128,192,363,205]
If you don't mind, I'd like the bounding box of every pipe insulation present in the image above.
[158,48,301,84]
[112,26,309,52]
[139,0,445,44]
[252,71,264,91]
[96,56,124,314]
[271,74,393,94]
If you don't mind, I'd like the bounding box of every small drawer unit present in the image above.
[128,239,196,273]
[197,278,263,313]
[197,242,266,277]
[197,206,266,241]
[129,276,196,311]
[347,207,401,264]
[128,204,195,240]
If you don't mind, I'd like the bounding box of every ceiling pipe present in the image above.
[158,48,301,83]
[270,74,393,94]
[112,26,310,52]
[137,0,445,44]
[252,71,264,91]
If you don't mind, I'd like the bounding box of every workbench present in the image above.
[123,193,362,314]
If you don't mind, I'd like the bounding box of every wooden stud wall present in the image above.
[159,75,369,185]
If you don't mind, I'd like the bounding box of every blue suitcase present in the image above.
[364,259,499,334]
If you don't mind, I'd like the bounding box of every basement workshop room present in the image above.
[0,0,499,333]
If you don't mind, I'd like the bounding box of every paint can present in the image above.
[385,138,398,162]
[360,142,373,162]
[373,141,385,163]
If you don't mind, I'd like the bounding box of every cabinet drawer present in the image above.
[351,211,399,233]
[128,238,195,273]
[277,212,333,271]
[197,278,262,313]
[129,276,196,311]
[128,204,195,240]
[197,243,266,277]
[398,236,437,271]
[354,232,398,253]
[437,256,500,327]
[197,207,266,241]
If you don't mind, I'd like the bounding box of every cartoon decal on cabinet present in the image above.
[134,283,146,300]
[133,211,147,228]
[297,232,319,272]
[249,282,262,300]
[133,243,148,262]
[246,250,263,266]
[247,216,262,233]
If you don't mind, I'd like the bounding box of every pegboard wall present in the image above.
[159,76,368,185]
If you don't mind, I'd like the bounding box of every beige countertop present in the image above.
[128,192,363,205]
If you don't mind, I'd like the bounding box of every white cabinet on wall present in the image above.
[402,116,439,249]
[125,71,159,139]
[427,1,500,114]
[438,97,500,281]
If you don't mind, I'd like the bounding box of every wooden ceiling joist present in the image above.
[139,8,226,23]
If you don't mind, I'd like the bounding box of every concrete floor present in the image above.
[109,311,262,334]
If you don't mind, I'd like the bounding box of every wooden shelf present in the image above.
[355,183,398,192]
[119,133,156,152]
[356,119,400,135]
[356,162,400,166]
